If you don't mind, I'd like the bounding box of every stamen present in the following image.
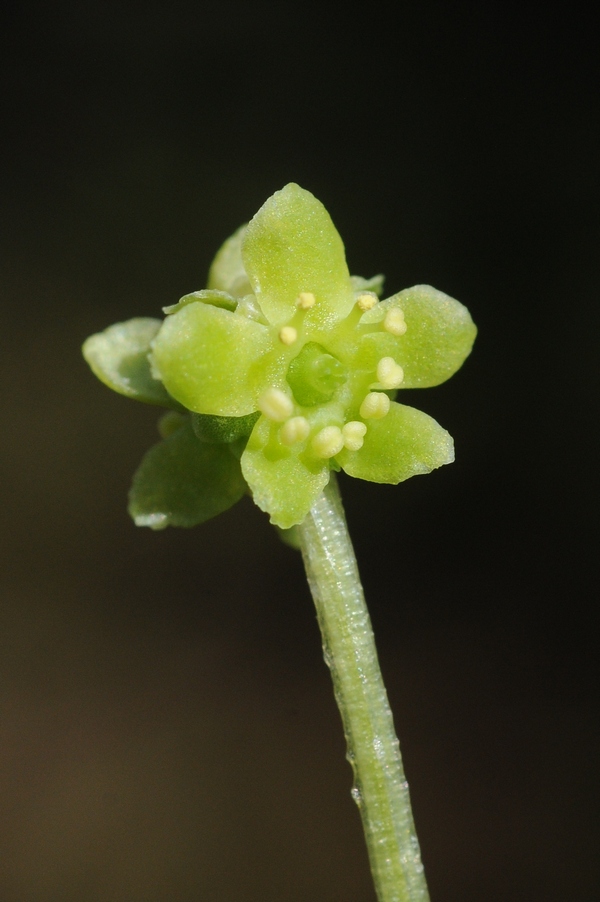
[357,293,378,311]
[280,416,310,446]
[342,421,367,451]
[383,307,407,335]
[297,291,316,309]
[279,326,298,345]
[311,425,344,459]
[360,392,391,419]
[376,357,404,389]
[258,387,294,422]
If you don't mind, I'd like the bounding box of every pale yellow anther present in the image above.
[360,391,391,420]
[258,387,294,422]
[279,326,298,345]
[357,293,378,311]
[280,416,310,446]
[311,425,344,459]
[297,291,316,309]
[376,356,404,389]
[383,307,407,336]
[342,421,367,451]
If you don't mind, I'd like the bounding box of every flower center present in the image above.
[286,342,348,406]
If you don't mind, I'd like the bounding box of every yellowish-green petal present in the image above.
[242,183,354,328]
[82,318,181,408]
[359,285,477,387]
[207,224,252,297]
[151,302,273,416]
[241,416,330,528]
[338,401,454,483]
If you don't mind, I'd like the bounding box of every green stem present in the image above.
[297,475,430,902]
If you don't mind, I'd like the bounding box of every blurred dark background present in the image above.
[1,3,598,900]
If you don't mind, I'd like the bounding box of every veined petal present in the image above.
[241,416,330,528]
[82,318,181,408]
[338,401,454,483]
[242,183,354,328]
[359,285,477,387]
[151,302,273,416]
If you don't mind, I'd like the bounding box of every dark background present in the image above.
[1,3,598,900]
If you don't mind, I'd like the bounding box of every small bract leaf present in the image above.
[359,285,477,387]
[208,224,253,297]
[242,183,354,328]
[151,302,273,416]
[338,402,454,483]
[82,318,182,408]
[241,416,330,528]
[128,420,246,529]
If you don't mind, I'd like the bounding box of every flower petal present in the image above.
[242,183,354,328]
[338,401,454,483]
[207,225,253,297]
[128,419,247,529]
[358,285,477,387]
[82,318,182,408]
[151,302,274,416]
[163,289,237,315]
[241,416,330,528]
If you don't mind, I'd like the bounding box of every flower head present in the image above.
[83,184,476,530]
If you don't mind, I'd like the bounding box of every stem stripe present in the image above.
[297,476,430,902]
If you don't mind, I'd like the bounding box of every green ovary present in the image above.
[286,342,349,406]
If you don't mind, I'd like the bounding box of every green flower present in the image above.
[83,183,476,530]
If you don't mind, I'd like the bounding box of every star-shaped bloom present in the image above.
[83,183,476,530]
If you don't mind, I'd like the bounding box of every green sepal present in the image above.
[82,318,182,408]
[276,525,301,550]
[208,224,252,297]
[191,411,260,444]
[128,419,247,529]
[151,301,274,416]
[241,416,330,528]
[338,401,454,484]
[163,289,237,315]
[358,285,477,387]
[158,411,189,439]
[242,183,354,328]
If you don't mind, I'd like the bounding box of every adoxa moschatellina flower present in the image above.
[83,183,476,530]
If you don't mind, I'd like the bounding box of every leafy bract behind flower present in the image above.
[83,183,476,530]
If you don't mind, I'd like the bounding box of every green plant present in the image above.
[83,183,476,901]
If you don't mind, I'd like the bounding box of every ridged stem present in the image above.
[297,475,430,902]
